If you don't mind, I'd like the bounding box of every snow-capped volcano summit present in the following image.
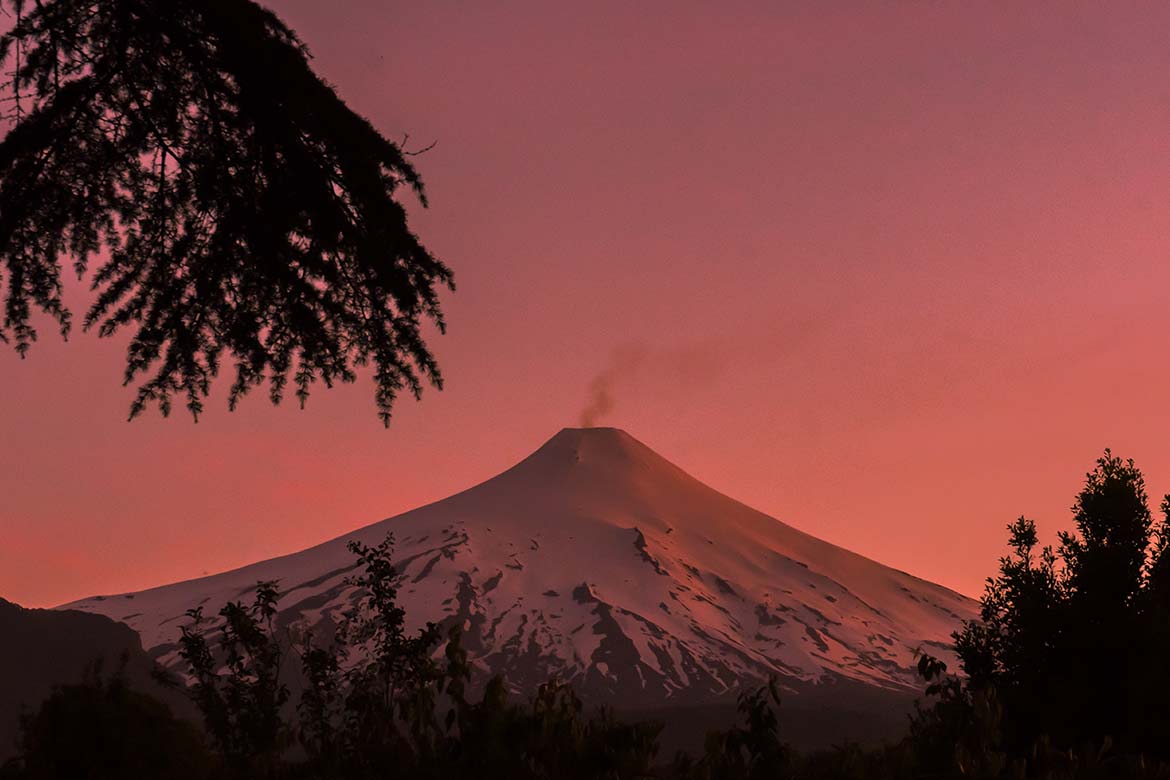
[65,427,976,707]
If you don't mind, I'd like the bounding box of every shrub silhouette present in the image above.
[681,678,790,780]
[174,582,291,777]
[1,663,211,780]
[11,452,1170,779]
[167,533,663,779]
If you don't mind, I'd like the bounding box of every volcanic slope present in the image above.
[65,427,976,707]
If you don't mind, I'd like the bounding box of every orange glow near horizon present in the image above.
[6,1,1170,607]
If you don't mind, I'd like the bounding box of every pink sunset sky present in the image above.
[5,1,1170,607]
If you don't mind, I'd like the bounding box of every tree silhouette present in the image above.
[165,533,664,779]
[954,450,1170,760]
[682,678,789,780]
[0,0,453,424]
[174,582,290,777]
[3,662,212,780]
[15,500,1170,777]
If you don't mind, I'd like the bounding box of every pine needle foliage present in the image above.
[0,0,453,424]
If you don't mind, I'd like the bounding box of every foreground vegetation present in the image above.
[5,450,1170,779]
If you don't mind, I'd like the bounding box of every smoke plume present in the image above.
[578,345,647,427]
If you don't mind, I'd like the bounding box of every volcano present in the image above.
[64,428,975,720]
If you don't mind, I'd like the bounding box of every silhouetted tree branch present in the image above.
[0,0,454,424]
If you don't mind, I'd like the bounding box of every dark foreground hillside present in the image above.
[0,599,191,761]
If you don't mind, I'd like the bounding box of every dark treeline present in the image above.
[5,450,1170,779]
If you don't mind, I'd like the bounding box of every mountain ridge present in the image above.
[63,427,977,708]
[0,598,195,762]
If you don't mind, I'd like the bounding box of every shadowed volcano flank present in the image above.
[64,427,977,711]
